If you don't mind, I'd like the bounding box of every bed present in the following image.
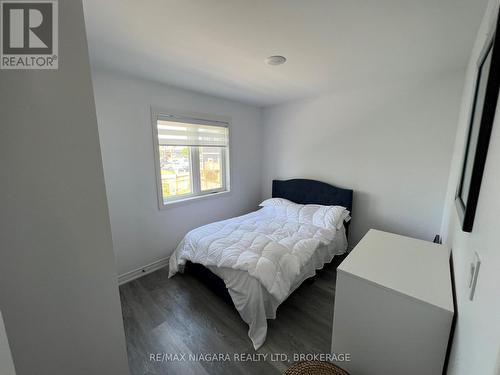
[169,179,353,349]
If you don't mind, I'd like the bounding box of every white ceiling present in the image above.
[83,0,488,107]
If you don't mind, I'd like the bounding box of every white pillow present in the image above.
[259,198,295,207]
[311,205,350,230]
[260,199,350,230]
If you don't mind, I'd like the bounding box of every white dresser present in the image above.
[331,229,454,375]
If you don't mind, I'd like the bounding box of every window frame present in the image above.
[151,108,231,209]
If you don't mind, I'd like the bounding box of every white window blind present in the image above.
[157,119,229,147]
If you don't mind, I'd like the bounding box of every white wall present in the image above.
[92,69,263,276]
[262,71,465,246]
[440,1,500,374]
[0,1,129,375]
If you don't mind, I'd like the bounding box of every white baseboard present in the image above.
[118,256,170,285]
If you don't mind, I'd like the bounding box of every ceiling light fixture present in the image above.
[265,55,287,66]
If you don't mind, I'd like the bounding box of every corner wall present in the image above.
[440,1,500,374]
[0,1,129,374]
[262,71,465,246]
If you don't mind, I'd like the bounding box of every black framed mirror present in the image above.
[455,8,500,233]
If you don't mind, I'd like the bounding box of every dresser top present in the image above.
[338,229,454,312]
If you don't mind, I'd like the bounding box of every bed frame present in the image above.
[186,179,354,301]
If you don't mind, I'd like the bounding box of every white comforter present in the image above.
[169,206,338,301]
[169,206,347,349]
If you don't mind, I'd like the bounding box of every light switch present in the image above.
[468,251,481,301]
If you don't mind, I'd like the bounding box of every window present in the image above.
[152,111,230,207]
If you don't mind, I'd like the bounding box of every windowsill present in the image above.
[159,189,231,209]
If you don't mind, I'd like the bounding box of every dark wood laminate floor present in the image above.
[119,255,345,375]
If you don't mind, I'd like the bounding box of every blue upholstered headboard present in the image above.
[272,179,353,231]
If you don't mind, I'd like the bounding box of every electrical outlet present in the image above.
[468,251,481,301]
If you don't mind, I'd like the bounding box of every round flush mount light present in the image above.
[265,55,287,66]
